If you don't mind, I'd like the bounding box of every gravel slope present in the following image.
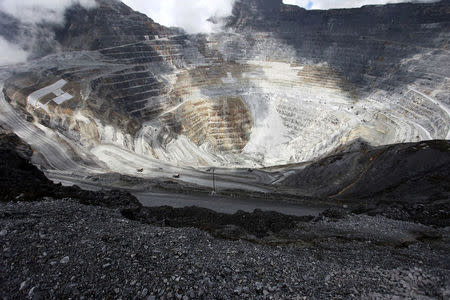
[1,200,449,299]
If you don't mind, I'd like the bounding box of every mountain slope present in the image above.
[281,140,450,201]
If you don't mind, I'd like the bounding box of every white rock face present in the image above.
[27,79,72,110]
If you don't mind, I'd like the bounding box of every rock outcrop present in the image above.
[281,140,450,200]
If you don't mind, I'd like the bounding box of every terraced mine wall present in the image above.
[2,0,449,168]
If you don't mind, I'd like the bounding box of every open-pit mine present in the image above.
[0,0,449,200]
[1,1,450,298]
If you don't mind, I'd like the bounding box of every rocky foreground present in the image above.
[1,199,449,300]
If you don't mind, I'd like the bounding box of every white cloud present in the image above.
[0,0,97,66]
[283,1,314,8]
[283,0,439,9]
[0,36,29,66]
[121,0,235,34]
[0,0,97,24]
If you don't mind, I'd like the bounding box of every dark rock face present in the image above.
[281,140,450,226]
[231,0,283,26]
[0,127,52,202]
[55,0,171,51]
[282,140,450,199]
[230,0,450,84]
[0,12,21,43]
